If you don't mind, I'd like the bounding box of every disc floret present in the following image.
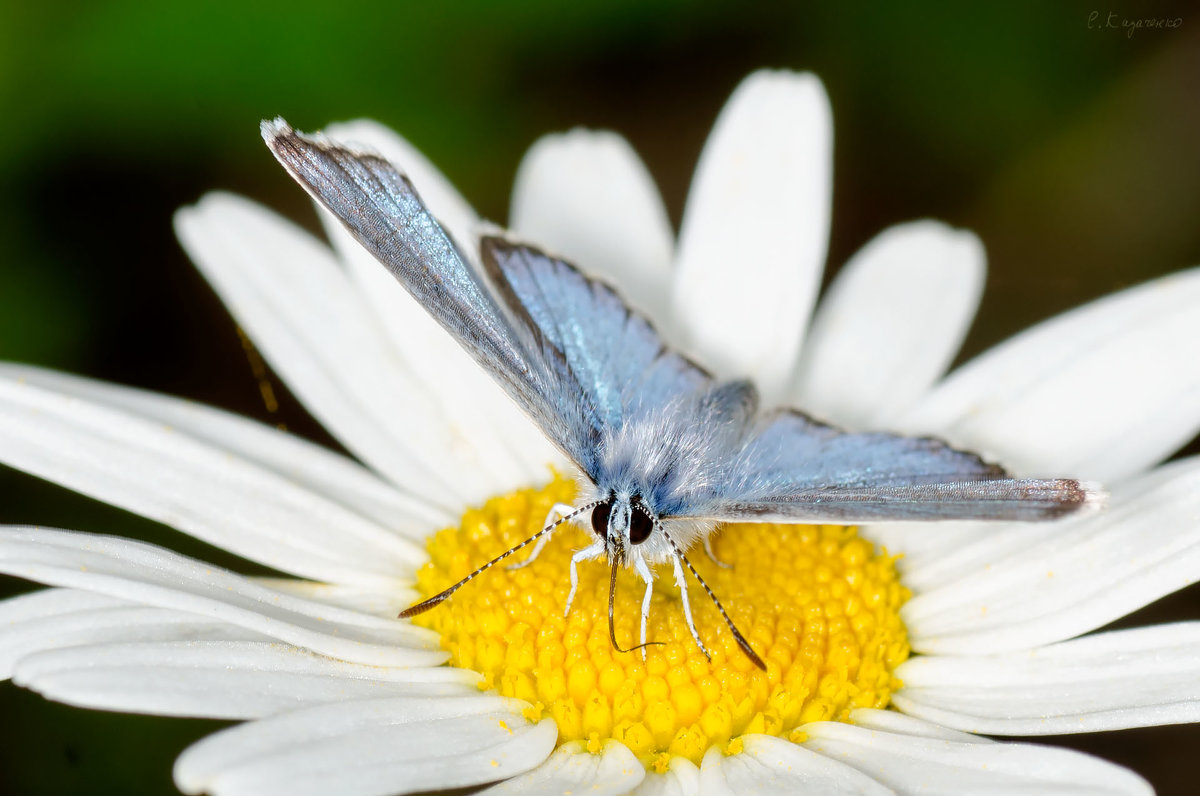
[411,477,911,767]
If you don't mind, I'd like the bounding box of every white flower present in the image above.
[3,69,1200,795]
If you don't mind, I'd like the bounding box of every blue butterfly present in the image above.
[263,119,1091,670]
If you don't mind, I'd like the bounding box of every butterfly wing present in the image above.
[687,409,1090,523]
[264,119,1090,524]
[262,120,707,479]
[474,239,1089,523]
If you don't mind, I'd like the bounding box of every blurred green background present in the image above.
[1,0,1198,793]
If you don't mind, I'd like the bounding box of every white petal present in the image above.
[0,586,126,619]
[0,588,264,680]
[671,70,832,402]
[0,527,444,667]
[0,362,449,534]
[700,735,893,795]
[848,708,989,743]
[802,722,1152,795]
[859,520,994,574]
[320,122,562,496]
[895,519,1045,592]
[14,639,476,719]
[482,740,644,795]
[0,375,424,587]
[174,696,556,796]
[175,193,480,507]
[254,579,415,619]
[791,222,985,428]
[633,757,699,796]
[904,457,1200,654]
[511,128,674,319]
[0,589,464,720]
[899,267,1200,481]
[895,622,1200,735]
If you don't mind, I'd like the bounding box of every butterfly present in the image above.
[262,119,1093,670]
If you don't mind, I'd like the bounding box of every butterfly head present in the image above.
[592,493,655,558]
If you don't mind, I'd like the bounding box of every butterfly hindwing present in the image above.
[480,238,714,477]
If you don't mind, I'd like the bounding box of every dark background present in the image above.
[1,1,1198,793]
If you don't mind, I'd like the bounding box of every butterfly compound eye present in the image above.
[591,500,613,538]
[629,508,653,544]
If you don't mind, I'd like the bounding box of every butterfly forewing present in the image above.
[689,409,1088,522]
[263,120,591,467]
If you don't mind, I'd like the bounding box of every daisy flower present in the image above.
[3,69,1200,795]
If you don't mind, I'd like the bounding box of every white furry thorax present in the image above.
[570,389,746,567]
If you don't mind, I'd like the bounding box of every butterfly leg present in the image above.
[672,554,712,662]
[703,534,732,569]
[564,538,605,618]
[633,555,655,660]
[509,503,576,570]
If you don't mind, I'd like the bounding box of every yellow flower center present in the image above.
[411,476,910,769]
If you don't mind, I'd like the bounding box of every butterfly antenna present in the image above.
[607,557,665,655]
[656,520,767,671]
[399,500,600,619]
